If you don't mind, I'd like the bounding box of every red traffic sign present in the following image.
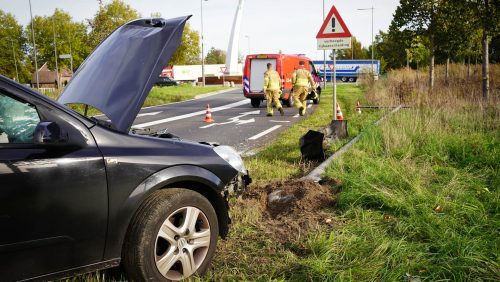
[328,64,334,70]
[317,5,352,38]
[220,66,227,73]
[316,5,352,50]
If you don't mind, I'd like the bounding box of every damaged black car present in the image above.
[0,16,250,282]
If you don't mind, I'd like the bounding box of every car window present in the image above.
[0,92,40,144]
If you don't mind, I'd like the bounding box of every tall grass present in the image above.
[291,64,500,280]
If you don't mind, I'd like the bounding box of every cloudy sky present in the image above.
[1,0,400,60]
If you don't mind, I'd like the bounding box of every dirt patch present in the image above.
[241,178,340,243]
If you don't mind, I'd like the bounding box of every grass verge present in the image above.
[288,65,499,281]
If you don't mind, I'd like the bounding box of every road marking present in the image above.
[200,110,260,128]
[270,120,290,123]
[133,99,249,128]
[248,125,282,140]
[293,114,300,118]
[137,111,162,117]
[307,104,312,108]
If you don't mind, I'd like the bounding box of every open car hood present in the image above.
[58,16,190,133]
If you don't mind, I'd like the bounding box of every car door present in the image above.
[0,86,108,281]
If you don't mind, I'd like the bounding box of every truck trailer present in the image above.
[243,54,322,108]
[312,59,380,82]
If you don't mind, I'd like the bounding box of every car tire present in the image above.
[250,98,261,108]
[341,76,348,82]
[122,188,219,282]
[348,77,355,83]
[312,88,321,104]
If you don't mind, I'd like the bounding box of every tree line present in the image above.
[0,0,203,84]
[374,0,498,99]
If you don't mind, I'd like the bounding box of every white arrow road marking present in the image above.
[248,125,282,140]
[137,111,162,117]
[200,110,260,129]
[270,120,290,123]
[132,99,249,128]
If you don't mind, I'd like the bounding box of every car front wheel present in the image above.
[122,188,219,281]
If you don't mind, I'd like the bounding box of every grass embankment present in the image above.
[287,66,500,281]
[209,65,499,281]
[39,84,227,116]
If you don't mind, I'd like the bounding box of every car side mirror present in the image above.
[34,121,68,146]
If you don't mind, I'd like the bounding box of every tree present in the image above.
[374,29,408,71]
[335,37,370,60]
[168,23,201,65]
[468,0,499,100]
[25,9,89,73]
[87,0,140,49]
[392,0,439,89]
[204,47,226,64]
[0,10,30,82]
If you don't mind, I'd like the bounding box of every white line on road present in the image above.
[248,125,282,140]
[270,120,290,123]
[133,99,249,128]
[307,104,312,108]
[137,111,162,117]
[293,114,300,118]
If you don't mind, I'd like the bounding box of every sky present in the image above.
[0,0,400,60]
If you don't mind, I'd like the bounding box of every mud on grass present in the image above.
[207,179,341,280]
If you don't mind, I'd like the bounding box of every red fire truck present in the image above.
[243,54,321,108]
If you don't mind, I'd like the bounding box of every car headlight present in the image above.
[213,145,247,174]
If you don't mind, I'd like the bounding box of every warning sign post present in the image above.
[316,4,352,120]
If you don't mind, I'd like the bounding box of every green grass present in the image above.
[294,106,499,281]
[145,84,227,106]
[284,69,500,281]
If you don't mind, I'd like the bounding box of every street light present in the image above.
[9,39,19,82]
[29,0,39,89]
[357,5,375,75]
[52,16,59,88]
[245,35,250,55]
[200,0,208,87]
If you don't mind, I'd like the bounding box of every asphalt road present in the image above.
[131,88,318,154]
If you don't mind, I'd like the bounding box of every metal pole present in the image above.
[322,0,326,88]
[69,31,74,76]
[52,17,59,88]
[371,5,374,76]
[29,0,39,89]
[200,0,206,87]
[10,40,19,82]
[358,6,376,76]
[333,49,337,120]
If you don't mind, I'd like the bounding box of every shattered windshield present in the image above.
[0,92,40,144]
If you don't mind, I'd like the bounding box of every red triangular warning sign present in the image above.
[316,5,352,38]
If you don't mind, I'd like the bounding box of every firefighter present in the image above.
[263,63,284,117]
[292,61,317,116]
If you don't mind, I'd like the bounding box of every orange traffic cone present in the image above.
[336,103,344,120]
[204,104,214,122]
[356,101,362,114]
